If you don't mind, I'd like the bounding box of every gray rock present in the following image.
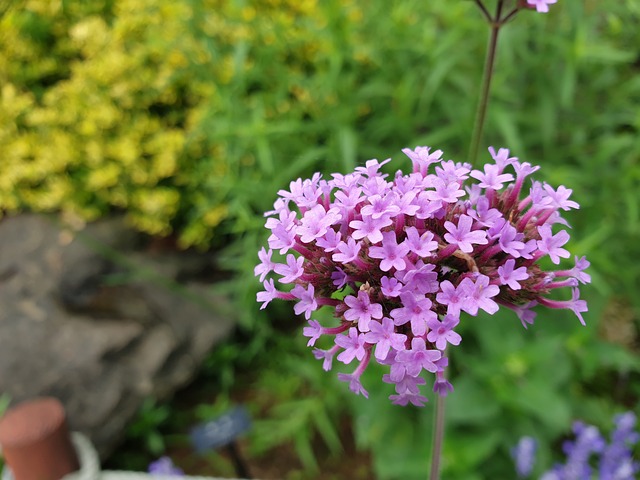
[0,214,235,457]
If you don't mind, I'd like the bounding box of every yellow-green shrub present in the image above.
[0,0,484,246]
[1,0,387,246]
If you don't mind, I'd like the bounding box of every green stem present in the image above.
[428,394,446,480]
[468,2,504,166]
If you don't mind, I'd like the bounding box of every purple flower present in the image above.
[526,0,558,14]
[498,259,530,290]
[363,317,407,360]
[488,147,517,168]
[360,193,401,219]
[148,457,184,476]
[316,228,341,252]
[518,411,640,480]
[444,214,488,253]
[369,231,410,272]
[343,290,383,332]
[349,214,391,244]
[254,247,275,282]
[436,280,467,316]
[460,275,500,315]
[390,391,429,407]
[470,163,514,190]
[383,372,426,395]
[405,226,438,257]
[257,145,589,404]
[313,346,339,371]
[511,437,537,478]
[537,225,570,264]
[390,292,436,336]
[426,177,466,203]
[543,184,580,211]
[257,279,277,310]
[499,223,526,258]
[426,315,462,350]
[296,205,341,243]
[468,196,503,227]
[303,320,323,347]
[395,337,442,376]
[291,284,317,319]
[432,375,454,396]
[402,146,443,175]
[274,254,305,283]
[380,276,402,297]
[332,237,362,263]
[337,372,369,398]
[335,328,366,364]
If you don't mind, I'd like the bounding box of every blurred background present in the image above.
[1,0,639,479]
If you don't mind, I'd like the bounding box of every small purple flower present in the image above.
[426,315,462,350]
[369,231,410,272]
[274,254,305,283]
[363,317,407,360]
[405,226,438,257]
[436,280,467,316]
[498,259,530,290]
[291,284,318,319]
[426,177,466,203]
[332,237,362,263]
[470,163,514,190]
[526,0,558,14]
[383,372,426,395]
[390,292,436,336]
[148,457,184,476]
[432,375,454,396]
[395,337,442,376]
[337,372,369,398]
[380,275,402,297]
[543,184,580,211]
[511,436,537,478]
[537,225,570,264]
[343,290,383,332]
[390,391,429,407]
[313,346,339,371]
[254,247,275,282]
[335,328,366,364]
[444,214,488,253]
[499,223,526,258]
[402,146,443,175]
[349,214,391,244]
[296,204,341,243]
[460,275,500,315]
[468,196,503,227]
[257,279,278,310]
[303,319,323,347]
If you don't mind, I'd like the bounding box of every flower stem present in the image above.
[428,393,446,480]
[468,1,504,166]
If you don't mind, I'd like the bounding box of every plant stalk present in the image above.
[428,393,446,480]
[468,2,504,166]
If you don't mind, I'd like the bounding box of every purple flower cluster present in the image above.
[513,412,640,479]
[255,146,589,405]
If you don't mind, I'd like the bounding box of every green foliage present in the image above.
[0,394,8,470]
[124,397,171,457]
